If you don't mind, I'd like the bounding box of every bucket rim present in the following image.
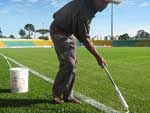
[9,67,28,71]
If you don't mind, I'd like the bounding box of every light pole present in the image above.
[111,4,114,40]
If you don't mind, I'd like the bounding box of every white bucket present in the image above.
[10,68,29,93]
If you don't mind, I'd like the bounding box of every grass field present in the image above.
[0,47,150,113]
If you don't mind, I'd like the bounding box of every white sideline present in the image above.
[0,52,121,113]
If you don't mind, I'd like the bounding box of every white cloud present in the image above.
[120,0,150,8]
[11,0,40,3]
[27,0,39,3]
[11,0,24,2]
[9,0,71,8]
[11,0,59,4]
[51,0,57,5]
[120,0,139,7]
[49,0,71,7]
[139,1,150,7]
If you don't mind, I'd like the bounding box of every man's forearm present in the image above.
[82,38,101,59]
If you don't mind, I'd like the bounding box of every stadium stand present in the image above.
[93,40,150,47]
[136,40,150,47]
[4,41,34,47]
[0,41,5,47]
[112,40,136,47]
[0,39,150,48]
[0,39,53,48]
[93,40,112,46]
[32,40,53,46]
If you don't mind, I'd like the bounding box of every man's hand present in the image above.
[96,55,107,68]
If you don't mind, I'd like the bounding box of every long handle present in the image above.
[4,56,12,69]
[104,66,116,87]
[103,66,129,111]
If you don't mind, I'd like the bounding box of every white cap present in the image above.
[105,0,122,4]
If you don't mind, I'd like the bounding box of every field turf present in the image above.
[0,47,150,113]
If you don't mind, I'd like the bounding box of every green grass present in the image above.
[0,47,150,113]
[0,49,102,113]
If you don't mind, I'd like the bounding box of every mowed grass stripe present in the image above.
[0,55,102,113]
[0,47,150,113]
[0,52,120,113]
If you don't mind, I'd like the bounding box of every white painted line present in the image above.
[75,92,121,113]
[0,52,54,84]
[0,52,121,113]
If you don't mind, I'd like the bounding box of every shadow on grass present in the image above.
[0,89,11,93]
[0,99,52,108]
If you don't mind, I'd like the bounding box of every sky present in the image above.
[0,0,150,38]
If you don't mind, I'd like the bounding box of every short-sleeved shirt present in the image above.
[50,0,103,42]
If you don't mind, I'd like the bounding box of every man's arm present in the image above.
[82,38,107,68]
[76,12,107,68]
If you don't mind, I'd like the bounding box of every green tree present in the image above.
[136,30,150,39]
[104,35,111,40]
[19,29,26,38]
[24,24,35,37]
[0,28,2,38]
[118,33,130,40]
[38,36,49,40]
[9,34,15,39]
[36,29,49,37]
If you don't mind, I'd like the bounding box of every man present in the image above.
[50,0,109,104]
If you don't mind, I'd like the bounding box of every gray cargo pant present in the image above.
[50,31,77,100]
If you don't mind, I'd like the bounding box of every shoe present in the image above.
[52,97,64,104]
[64,98,81,104]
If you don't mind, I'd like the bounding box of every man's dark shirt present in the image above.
[50,0,104,42]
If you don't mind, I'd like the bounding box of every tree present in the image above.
[19,29,26,38]
[118,33,130,40]
[38,36,49,40]
[9,34,15,39]
[136,30,150,39]
[0,28,2,38]
[104,35,111,40]
[24,24,35,37]
[104,36,108,40]
[36,29,49,37]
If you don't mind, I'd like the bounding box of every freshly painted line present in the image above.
[0,52,54,84]
[0,52,121,113]
[75,92,121,113]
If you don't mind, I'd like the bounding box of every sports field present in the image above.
[0,47,150,113]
